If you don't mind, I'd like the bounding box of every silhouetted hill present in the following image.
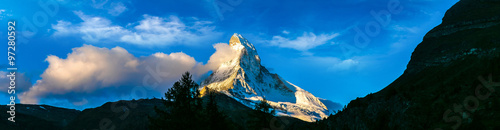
[0,104,80,130]
[1,91,309,130]
[321,0,500,129]
[64,98,165,130]
[64,92,308,130]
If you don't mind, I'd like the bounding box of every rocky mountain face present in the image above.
[322,0,500,129]
[202,34,341,122]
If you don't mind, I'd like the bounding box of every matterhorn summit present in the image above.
[201,33,339,122]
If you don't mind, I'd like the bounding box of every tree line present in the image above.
[148,72,276,130]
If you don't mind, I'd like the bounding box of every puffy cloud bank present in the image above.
[19,43,236,107]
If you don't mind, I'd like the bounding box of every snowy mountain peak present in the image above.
[230,33,256,51]
[230,34,262,76]
[201,34,340,122]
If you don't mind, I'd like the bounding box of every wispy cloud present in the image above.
[391,25,419,34]
[328,59,359,71]
[52,11,222,46]
[269,32,339,52]
[90,0,109,9]
[298,56,360,72]
[52,11,131,43]
[282,30,290,34]
[108,2,127,16]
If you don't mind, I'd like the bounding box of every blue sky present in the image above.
[0,0,459,109]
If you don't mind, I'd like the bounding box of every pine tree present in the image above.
[248,99,276,129]
[204,88,231,130]
[149,72,204,130]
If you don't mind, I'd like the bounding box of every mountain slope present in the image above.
[202,34,341,122]
[322,0,500,129]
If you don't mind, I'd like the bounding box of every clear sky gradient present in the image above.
[0,0,459,109]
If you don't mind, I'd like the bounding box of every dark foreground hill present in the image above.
[64,92,308,130]
[0,104,80,130]
[319,0,500,129]
[1,91,309,130]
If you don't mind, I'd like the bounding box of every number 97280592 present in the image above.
[8,21,15,66]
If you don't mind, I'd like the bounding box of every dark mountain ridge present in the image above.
[321,0,500,129]
[2,92,309,130]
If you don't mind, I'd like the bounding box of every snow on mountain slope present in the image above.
[201,33,339,122]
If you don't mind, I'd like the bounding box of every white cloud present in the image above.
[282,30,290,34]
[91,0,109,9]
[328,59,359,71]
[53,11,131,43]
[298,56,360,72]
[52,11,222,46]
[121,15,220,46]
[108,2,127,16]
[19,43,235,105]
[392,25,419,34]
[51,20,73,34]
[19,45,141,104]
[200,43,239,72]
[269,32,339,51]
